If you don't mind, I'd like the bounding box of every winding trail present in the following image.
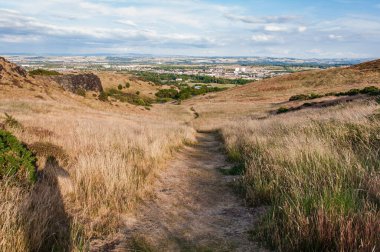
[93,132,266,251]
[114,133,268,251]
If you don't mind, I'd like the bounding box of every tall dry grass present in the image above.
[0,98,195,251]
[221,102,380,251]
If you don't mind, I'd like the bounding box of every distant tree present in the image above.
[125,82,130,88]
[118,84,123,90]
[136,91,140,95]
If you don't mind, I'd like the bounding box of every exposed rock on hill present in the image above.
[51,73,103,92]
[0,57,30,86]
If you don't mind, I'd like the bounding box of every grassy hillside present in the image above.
[187,59,380,130]
[1,58,380,251]
[188,60,380,251]
[0,60,195,251]
[221,101,380,251]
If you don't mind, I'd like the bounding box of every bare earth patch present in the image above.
[91,132,267,252]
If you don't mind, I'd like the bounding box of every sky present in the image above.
[0,0,379,58]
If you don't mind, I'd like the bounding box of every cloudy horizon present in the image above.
[1,0,380,59]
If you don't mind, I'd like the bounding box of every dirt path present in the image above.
[94,132,266,251]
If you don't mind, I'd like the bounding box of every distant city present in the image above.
[4,55,369,81]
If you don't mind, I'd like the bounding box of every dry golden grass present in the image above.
[220,101,380,251]
[0,83,195,251]
[186,62,380,131]
[2,58,380,251]
[96,71,159,99]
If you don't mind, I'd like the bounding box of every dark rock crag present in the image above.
[51,73,103,92]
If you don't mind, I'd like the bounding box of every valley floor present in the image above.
[91,132,267,252]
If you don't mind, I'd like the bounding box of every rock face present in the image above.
[0,57,28,81]
[51,74,103,92]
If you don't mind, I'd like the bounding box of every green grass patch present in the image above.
[106,88,153,106]
[0,130,37,184]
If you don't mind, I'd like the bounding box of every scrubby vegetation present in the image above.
[29,69,61,76]
[134,71,251,85]
[74,88,86,97]
[155,84,226,101]
[106,88,152,106]
[289,86,380,102]
[289,93,323,101]
[277,107,290,114]
[98,91,108,102]
[0,96,195,251]
[0,130,36,184]
[222,103,380,251]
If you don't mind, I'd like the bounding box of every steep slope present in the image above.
[0,57,35,86]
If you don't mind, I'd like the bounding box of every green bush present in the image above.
[309,93,323,99]
[155,89,178,99]
[337,89,361,96]
[98,91,108,102]
[75,88,86,97]
[0,130,37,183]
[118,84,123,90]
[125,82,130,88]
[105,88,152,106]
[277,107,290,114]
[289,94,309,101]
[360,86,380,96]
[136,91,140,95]
[289,93,323,101]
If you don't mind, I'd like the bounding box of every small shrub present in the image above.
[155,89,178,99]
[303,102,316,107]
[289,94,309,101]
[136,91,140,95]
[277,107,290,114]
[133,98,146,106]
[337,89,361,96]
[4,113,23,129]
[346,89,361,96]
[360,86,380,96]
[98,91,108,102]
[117,84,123,90]
[0,130,37,183]
[289,93,323,102]
[75,88,86,97]
[325,92,337,97]
[125,82,130,88]
[309,93,323,99]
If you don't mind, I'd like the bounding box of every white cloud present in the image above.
[264,25,288,32]
[117,20,138,27]
[0,34,40,43]
[251,34,275,42]
[298,26,307,32]
[0,1,379,57]
[328,34,343,40]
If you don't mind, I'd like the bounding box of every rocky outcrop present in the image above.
[51,74,103,92]
[0,57,30,85]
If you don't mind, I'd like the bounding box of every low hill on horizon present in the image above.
[185,58,380,129]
